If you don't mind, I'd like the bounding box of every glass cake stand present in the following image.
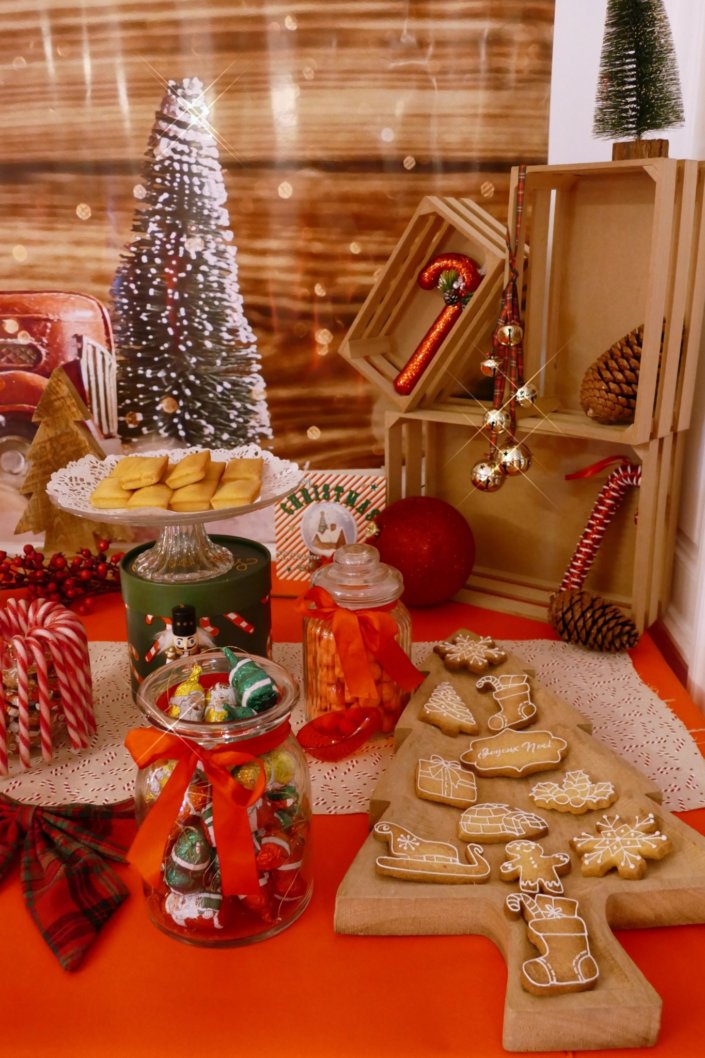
[47,446,304,583]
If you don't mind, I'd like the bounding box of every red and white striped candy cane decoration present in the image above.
[27,637,53,764]
[11,634,31,770]
[223,612,255,635]
[0,687,7,776]
[560,459,642,592]
[48,609,95,735]
[30,626,86,751]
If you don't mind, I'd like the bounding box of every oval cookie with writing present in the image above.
[460,729,568,777]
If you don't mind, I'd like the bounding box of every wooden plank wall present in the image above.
[0,0,554,468]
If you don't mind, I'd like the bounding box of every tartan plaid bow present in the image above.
[0,794,136,971]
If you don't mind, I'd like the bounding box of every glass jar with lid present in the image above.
[128,649,312,946]
[301,543,416,734]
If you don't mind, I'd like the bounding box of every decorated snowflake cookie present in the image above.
[570,813,672,879]
[530,770,617,814]
[434,632,507,674]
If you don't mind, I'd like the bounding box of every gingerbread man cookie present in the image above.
[434,633,507,674]
[570,813,672,879]
[530,770,617,815]
[499,839,571,894]
[421,682,478,736]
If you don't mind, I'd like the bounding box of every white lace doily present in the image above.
[1,640,704,813]
[46,445,303,526]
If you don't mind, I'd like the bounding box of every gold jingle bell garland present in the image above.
[472,165,534,493]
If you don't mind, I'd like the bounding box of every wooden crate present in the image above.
[385,408,668,631]
[338,196,507,412]
[424,160,705,443]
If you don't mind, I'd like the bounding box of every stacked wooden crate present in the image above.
[339,159,705,630]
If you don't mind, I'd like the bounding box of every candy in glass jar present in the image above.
[301,543,422,735]
[127,649,312,946]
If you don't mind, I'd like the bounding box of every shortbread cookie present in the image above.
[90,476,133,509]
[570,813,672,879]
[420,682,478,736]
[373,820,490,884]
[434,632,507,674]
[416,754,477,808]
[458,803,548,843]
[505,892,599,997]
[530,770,617,815]
[211,478,261,509]
[165,449,211,489]
[461,729,568,778]
[223,456,263,482]
[499,839,571,895]
[115,454,169,489]
[127,483,173,509]
[204,461,225,483]
[169,478,219,512]
[476,673,537,732]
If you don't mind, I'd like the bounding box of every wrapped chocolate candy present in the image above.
[223,647,278,713]
[167,663,206,721]
[128,650,313,947]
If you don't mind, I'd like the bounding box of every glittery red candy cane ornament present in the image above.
[393,252,482,396]
[559,460,642,591]
[548,459,642,652]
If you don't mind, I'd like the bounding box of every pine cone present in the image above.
[548,589,639,653]
[580,325,643,425]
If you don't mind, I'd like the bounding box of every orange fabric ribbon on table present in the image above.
[124,722,290,897]
[298,586,424,702]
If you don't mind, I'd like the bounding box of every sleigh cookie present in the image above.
[373,821,490,884]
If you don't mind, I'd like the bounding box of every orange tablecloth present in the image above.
[2,593,705,1058]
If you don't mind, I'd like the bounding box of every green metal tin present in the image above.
[120,536,271,697]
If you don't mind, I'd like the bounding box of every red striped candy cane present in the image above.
[560,461,642,592]
[50,619,94,739]
[0,681,8,776]
[11,635,31,769]
[28,638,53,764]
[31,628,84,750]
[223,612,255,635]
[199,616,218,636]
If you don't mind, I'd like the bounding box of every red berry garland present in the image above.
[0,541,123,614]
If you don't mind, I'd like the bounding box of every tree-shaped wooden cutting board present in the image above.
[334,630,705,1052]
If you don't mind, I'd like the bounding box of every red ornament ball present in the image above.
[373,496,475,607]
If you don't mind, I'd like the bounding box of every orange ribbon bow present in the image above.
[298,586,424,703]
[125,722,290,897]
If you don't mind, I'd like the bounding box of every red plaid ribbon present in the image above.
[0,794,135,971]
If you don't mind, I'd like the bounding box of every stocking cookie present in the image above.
[434,633,507,674]
[506,892,599,997]
[421,682,478,736]
[476,673,537,731]
[373,821,490,884]
[416,755,478,808]
[458,803,548,843]
[499,839,571,894]
[571,813,672,879]
[530,770,617,814]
